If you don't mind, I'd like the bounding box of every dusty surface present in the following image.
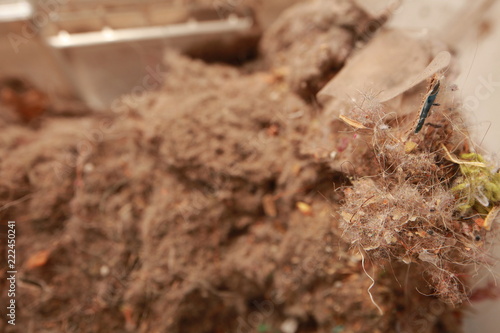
[2,0,496,332]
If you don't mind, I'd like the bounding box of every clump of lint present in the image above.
[346,90,386,129]
[338,51,497,306]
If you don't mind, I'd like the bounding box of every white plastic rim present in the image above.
[0,0,33,22]
[47,17,254,49]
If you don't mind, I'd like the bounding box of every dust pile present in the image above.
[338,81,495,306]
[0,1,494,332]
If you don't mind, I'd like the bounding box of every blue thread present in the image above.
[415,80,440,133]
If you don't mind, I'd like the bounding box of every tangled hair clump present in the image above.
[338,77,496,305]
